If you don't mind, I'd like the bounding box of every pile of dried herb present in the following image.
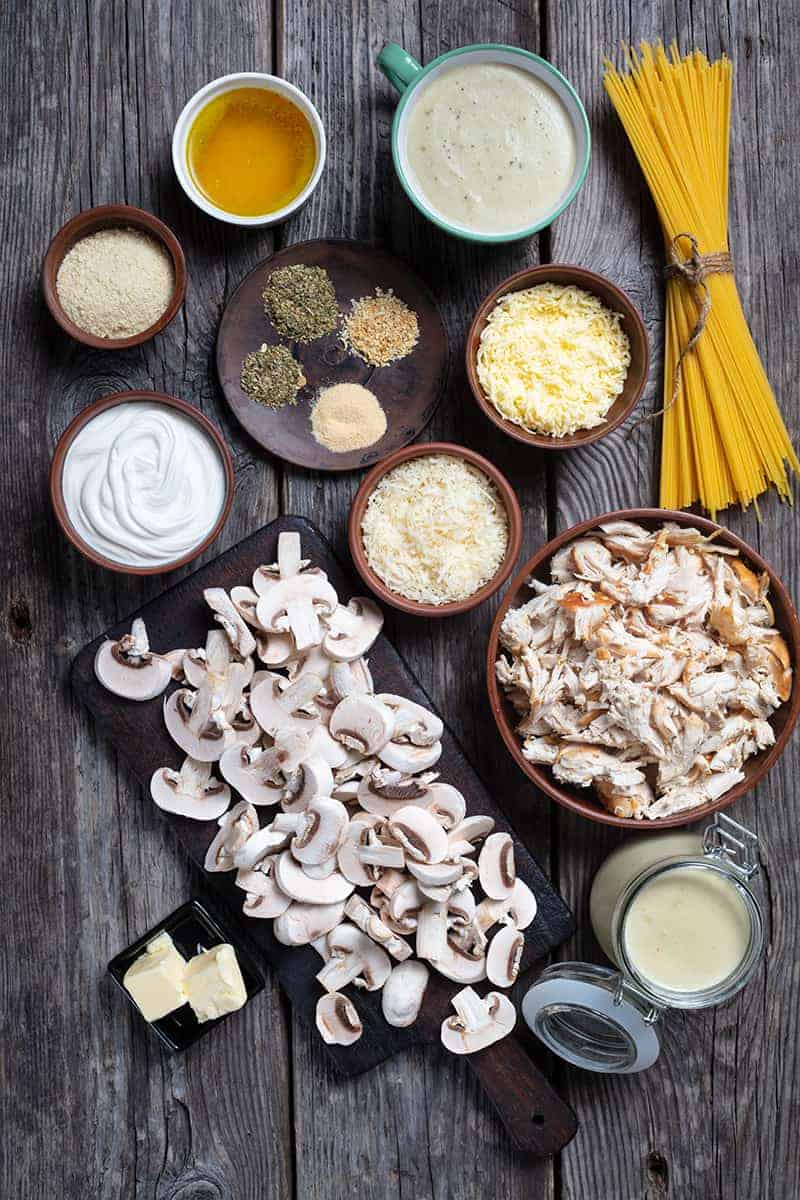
[263,264,339,342]
[240,343,305,408]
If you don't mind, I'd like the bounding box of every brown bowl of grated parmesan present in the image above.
[42,204,187,349]
[348,442,522,617]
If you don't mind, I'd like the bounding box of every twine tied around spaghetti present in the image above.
[634,232,734,429]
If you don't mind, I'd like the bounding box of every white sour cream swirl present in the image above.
[62,401,227,567]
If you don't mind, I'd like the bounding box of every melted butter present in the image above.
[403,62,576,235]
[622,865,751,993]
[187,87,316,217]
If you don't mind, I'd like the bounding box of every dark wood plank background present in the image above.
[2,1,797,1197]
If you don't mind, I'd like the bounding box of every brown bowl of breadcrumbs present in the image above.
[42,204,187,350]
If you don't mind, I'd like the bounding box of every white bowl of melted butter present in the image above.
[52,391,234,574]
[380,43,591,242]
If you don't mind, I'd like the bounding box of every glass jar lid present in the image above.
[521,962,664,1074]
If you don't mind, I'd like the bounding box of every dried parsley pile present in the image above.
[263,264,339,342]
[240,343,305,408]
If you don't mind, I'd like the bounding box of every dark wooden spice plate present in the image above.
[216,240,448,471]
[72,515,576,1154]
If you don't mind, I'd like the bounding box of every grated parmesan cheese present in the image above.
[476,283,631,437]
[361,454,508,605]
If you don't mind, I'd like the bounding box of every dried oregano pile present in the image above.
[240,343,305,408]
[262,265,338,342]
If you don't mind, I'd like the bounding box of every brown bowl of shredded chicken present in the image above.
[487,509,800,828]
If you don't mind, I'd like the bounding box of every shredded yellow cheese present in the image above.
[361,455,508,605]
[476,283,631,437]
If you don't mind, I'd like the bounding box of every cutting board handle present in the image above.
[467,1034,577,1155]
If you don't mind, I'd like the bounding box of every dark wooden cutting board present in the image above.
[72,516,576,1153]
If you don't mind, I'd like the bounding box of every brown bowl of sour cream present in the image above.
[50,391,234,575]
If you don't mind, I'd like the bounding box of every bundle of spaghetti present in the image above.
[603,41,798,515]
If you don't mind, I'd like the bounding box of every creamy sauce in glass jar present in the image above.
[403,62,577,235]
[62,401,227,568]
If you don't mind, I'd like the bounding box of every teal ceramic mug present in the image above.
[378,42,591,244]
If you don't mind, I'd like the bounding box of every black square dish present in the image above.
[108,898,264,1051]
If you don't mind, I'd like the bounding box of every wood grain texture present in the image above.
[548,3,800,1198]
[4,0,799,1195]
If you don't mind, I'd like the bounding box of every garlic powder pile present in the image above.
[476,283,631,436]
[56,227,175,339]
[361,454,508,605]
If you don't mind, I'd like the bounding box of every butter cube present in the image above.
[123,931,188,1022]
[184,943,247,1023]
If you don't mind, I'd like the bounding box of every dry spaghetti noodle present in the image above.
[603,41,798,516]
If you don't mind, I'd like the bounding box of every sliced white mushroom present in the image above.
[328,657,374,701]
[447,815,495,853]
[440,987,516,1054]
[94,619,172,700]
[204,587,257,658]
[256,571,338,651]
[235,854,278,894]
[387,807,448,864]
[387,880,425,932]
[357,767,435,817]
[416,900,449,962]
[316,992,363,1046]
[280,755,335,813]
[230,585,267,631]
[291,797,350,865]
[447,888,476,929]
[233,822,294,869]
[184,630,253,690]
[149,757,231,820]
[204,801,259,872]
[322,597,384,661]
[426,783,466,829]
[250,673,324,738]
[220,732,309,807]
[163,648,188,682]
[486,924,524,987]
[242,880,292,919]
[256,630,297,668]
[316,923,391,992]
[382,961,430,1028]
[329,695,395,756]
[344,895,413,961]
[407,859,464,888]
[430,933,487,984]
[163,669,248,762]
[478,832,516,900]
[507,879,537,930]
[273,851,354,905]
[273,900,346,945]
[377,739,443,774]
[375,694,443,745]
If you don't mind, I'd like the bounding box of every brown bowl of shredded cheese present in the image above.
[466,263,649,449]
[42,204,187,349]
[348,442,522,617]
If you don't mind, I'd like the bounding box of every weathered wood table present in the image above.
[4,2,797,1197]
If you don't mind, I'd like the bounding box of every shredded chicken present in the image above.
[496,522,791,820]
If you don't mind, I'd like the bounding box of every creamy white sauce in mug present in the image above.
[62,401,227,567]
[403,62,577,235]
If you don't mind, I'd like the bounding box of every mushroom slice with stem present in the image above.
[344,895,413,961]
[280,755,335,814]
[478,832,516,900]
[322,598,384,662]
[235,855,278,895]
[382,961,430,1028]
[233,822,295,869]
[407,859,464,889]
[316,923,391,992]
[337,814,384,886]
[150,757,231,821]
[256,571,338,652]
[291,797,350,866]
[273,851,355,905]
[230,585,267,631]
[273,900,346,946]
[375,695,444,746]
[250,673,325,738]
[94,619,172,701]
[316,992,363,1046]
[431,931,487,984]
[328,658,374,701]
[220,732,310,807]
[204,801,259,872]
[204,587,257,658]
[387,807,448,864]
[387,880,425,932]
[329,695,396,756]
[377,739,443,774]
[163,648,188,683]
[440,987,516,1055]
[416,900,449,962]
[486,924,524,988]
[164,680,234,762]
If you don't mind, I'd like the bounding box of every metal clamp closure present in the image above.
[703,812,760,879]
[611,972,663,1025]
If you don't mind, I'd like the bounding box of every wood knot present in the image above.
[646,1149,669,1197]
[8,597,32,643]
